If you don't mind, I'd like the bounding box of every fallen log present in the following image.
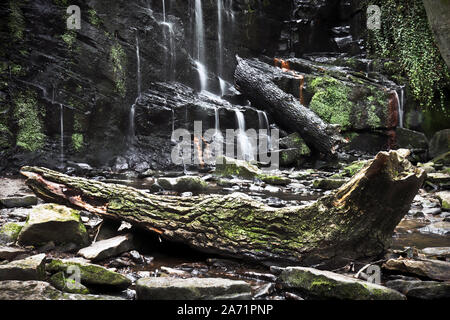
[20,150,425,268]
[234,57,345,156]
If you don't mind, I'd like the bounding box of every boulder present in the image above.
[395,128,429,151]
[17,204,90,247]
[77,234,134,261]
[0,254,46,281]
[258,174,291,186]
[426,172,450,184]
[136,277,252,300]
[0,222,23,244]
[0,194,38,208]
[46,258,131,291]
[429,129,450,159]
[385,280,450,300]
[0,246,28,261]
[279,267,405,300]
[436,191,450,210]
[383,258,450,281]
[312,178,347,190]
[419,221,450,236]
[157,176,208,193]
[421,247,450,259]
[215,156,261,179]
[0,281,124,300]
[432,151,450,166]
[279,132,311,167]
[49,271,90,294]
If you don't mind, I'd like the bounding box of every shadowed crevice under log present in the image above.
[20,150,425,268]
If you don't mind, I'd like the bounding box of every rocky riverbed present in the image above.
[1,152,449,300]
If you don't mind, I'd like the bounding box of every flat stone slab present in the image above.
[385,280,450,300]
[46,258,131,291]
[0,281,124,300]
[383,258,450,281]
[136,277,252,300]
[279,267,406,300]
[0,246,28,261]
[419,221,450,236]
[0,194,38,208]
[17,203,89,247]
[436,191,450,210]
[0,254,46,281]
[77,234,134,261]
[421,247,450,259]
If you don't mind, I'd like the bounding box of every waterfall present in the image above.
[162,0,166,22]
[257,110,272,150]
[194,0,207,91]
[159,0,176,81]
[135,32,141,97]
[393,90,404,128]
[235,110,254,161]
[217,0,224,79]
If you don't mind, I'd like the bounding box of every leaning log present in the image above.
[234,57,344,156]
[20,150,425,268]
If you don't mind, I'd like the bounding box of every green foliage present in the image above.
[61,30,76,49]
[88,9,101,26]
[309,77,352,129]
[53,0,69,6]
[366,0,450,112]
[0,123,13,149]
[13,91,46,152]
[71,133,83,152]
[110,42,127,97]
[8,1,25,40]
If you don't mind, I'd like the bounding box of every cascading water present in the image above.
[59,103,64,167]
[194,0,207,91]
[217,0,224,79]
[235,110,254,161]
[136,32,141,97]
[161,0,176,80]
[398,87,405,128]
[257,110,272,150]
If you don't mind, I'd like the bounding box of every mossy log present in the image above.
[234,57,344,156]
[20,150,425,268]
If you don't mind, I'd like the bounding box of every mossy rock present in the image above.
[432,151,450,166]
[0,222,23,244]
[49,271,90,294]
[279,267,406,300]
[215,156,261,179]
[257,174,291,186]
[436,191,450,210]
[17,203,89,247]
[0,254,46,281]
[312,178,346,190]
[279,132,311,167]
[46,258,131,291]
[332,160,368,178]
[157,176,208,193]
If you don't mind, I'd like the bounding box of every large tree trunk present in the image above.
[234,57,344,156]
[20,150,425,268]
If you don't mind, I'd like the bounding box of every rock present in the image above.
[136,277,252,300]
[0,246,28,261]
[431,151,450,167]
[383,258,450,281]
[385,280,450,300]
[436,191,450,210]
[422,208,442,216]
[157,176,208,193]
[215,156,261,179]
[428,129,450,159]
[279,267,406,300]
[46,258,131,291]
[421,247,450,259]
[0,254,46,281]
[0,194,38,208]
[0,222,23,244]
[17,204,90,247]
[395,128,429,160]
[312,178,346,190]
[258,174,291,186]
[0,281,124,300]
[426,172,450,184]
[332,160,368,178]
[417,162,436,174]
[113,156,129,172]
[77,234,134,261]
[279,132,311,167]
[160,266,191,278]
[49,271,90,294]
[419,221,450,236]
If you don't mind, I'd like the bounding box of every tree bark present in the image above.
[20,150,425,268]
[234,57,344,156]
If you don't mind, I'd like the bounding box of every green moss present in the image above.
[88,9,101,26]
[50,271,90,294]
[309,76,352,129]
[257,174,291,186]
[61,30,76,49]
[110,42,127,97]
[71,133,84,152]
[0,123,13,149]
[0,222,23,242]
[13,91,46,152]
[8,1,25,41]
